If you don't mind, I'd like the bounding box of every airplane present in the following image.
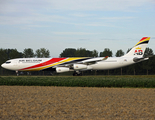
[1,37,150,76]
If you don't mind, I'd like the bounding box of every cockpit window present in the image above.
[5,61,11,64]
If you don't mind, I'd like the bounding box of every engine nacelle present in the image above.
[73,64,87,70]
[56,67,70,73]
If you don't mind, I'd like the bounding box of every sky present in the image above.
[0,0,155,57]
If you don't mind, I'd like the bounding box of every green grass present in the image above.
[0,75,155,88]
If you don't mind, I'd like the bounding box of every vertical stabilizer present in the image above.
[123,37,150,58]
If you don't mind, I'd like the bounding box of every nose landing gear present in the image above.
[16,71,19,76]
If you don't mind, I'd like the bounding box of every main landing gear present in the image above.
[73,71,83,76]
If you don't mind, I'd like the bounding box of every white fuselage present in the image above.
[1,58,49,71]
[1,57,135,71]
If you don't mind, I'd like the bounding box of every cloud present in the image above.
[52,32,101,35]
[69,13,95,17]
[47,0,154,11]
[100,17,136,20]
[0,13,69,25]
[1,0,154,14]
[0,0,153,26]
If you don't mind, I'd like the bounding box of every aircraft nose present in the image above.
[1,61,17,70]
[1,63,13,70]
[1,63,6,68]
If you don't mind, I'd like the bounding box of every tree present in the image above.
[6,49,23,59]
[100,48,112,57]
[75,48,87,57]
[115,49,124,57]
[92,50,98,57]
[126,48,132,54]
[35,48,50,58]
[143,47,154,57]
[60,48,76,57]
[23,48,35,58]
[142,47,154,75]
[74,48,87,57]
[60,48,98,59]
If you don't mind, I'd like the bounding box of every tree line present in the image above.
[60,47,154,58]
[0,47,155,75]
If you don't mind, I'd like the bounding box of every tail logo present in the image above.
[134,47,143,55]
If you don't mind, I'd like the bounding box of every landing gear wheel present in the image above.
[73,72,77,76]
[73,72,83,76]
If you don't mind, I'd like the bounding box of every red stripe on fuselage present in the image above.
[20,58,66,70]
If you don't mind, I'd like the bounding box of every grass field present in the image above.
[1,76,155,119]
[0,75,155,88]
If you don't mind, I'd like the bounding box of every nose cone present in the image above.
[1,63,13,70]
[1,63,4,68]
[1,63,5,68]
[1,61,18,71]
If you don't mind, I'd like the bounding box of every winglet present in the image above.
[102,56,108,60]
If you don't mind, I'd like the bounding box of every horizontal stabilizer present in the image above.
[133,57,149,62]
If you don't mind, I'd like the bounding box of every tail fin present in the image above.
[123,37,150,57]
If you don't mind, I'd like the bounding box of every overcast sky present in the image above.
[0,0,155,57]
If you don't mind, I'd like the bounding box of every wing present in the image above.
[78,56,109,65]
[54,56,109,68]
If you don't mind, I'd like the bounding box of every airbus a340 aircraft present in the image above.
[1,37,150,76]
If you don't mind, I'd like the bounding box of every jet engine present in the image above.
[56,67,70,73]
[73,64,87,70]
